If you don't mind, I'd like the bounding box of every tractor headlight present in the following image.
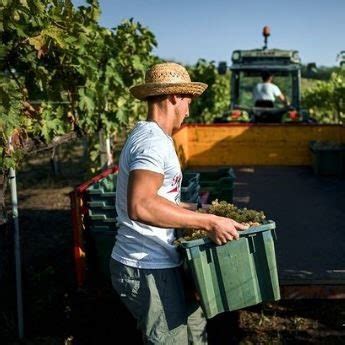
[292,51,300,62]
[232,51,240,62]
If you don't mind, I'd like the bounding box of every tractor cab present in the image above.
[221,27,309,123]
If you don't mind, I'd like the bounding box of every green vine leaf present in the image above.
[1,0,157,170]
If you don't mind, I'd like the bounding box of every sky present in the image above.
[72,0,345,67]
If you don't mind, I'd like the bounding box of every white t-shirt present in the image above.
[253,82,282,102]
[111,121,183,269]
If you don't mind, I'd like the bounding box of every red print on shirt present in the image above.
[168,173,182,193]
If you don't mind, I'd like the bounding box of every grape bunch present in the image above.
[175,229,209,243]
[175,200,266,243]
[208,200,266,225]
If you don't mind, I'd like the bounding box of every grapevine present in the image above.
[186,59,231,123]
[302,71,345,124]
[0,0,157,170]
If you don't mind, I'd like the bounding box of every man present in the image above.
[253,71,288,107]
[110,62,247,344]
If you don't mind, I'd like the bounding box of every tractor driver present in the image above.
[253,71,288,108]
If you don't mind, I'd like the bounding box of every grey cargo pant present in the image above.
[110,258,207,344]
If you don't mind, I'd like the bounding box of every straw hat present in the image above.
[130,62,208,100]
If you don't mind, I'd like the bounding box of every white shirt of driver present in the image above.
[111,121,183,269]
[253,82,282,102]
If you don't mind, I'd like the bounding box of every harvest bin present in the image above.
[181,172,200,202]
[84,172,118,280]
[87,228,116,278]
[185,168,236,203]
[70,166,118,287]
[179,221,280,319]
[309,142,345,177]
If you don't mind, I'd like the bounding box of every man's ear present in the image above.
[168,94,178,105]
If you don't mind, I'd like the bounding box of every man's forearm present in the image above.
[179,201,198,211]
[129,195,214,231]
[279,94,288,105]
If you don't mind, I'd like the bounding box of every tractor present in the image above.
[217,27,312,123]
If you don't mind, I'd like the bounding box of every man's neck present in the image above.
[147,104,174,136]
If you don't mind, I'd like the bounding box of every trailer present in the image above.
[174,123,345,298]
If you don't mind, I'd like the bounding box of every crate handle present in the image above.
[248,235,256,254]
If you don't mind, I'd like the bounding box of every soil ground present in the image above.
[1,140,345,344]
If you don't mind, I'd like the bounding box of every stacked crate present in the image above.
[181,172,200,203]
[309,141,345,177]
[84,173,118,280]
[185,168,236,203]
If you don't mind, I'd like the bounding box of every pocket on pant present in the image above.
[115,277,144,324]
[110,262,143,320]
[116,277,140,298]
[110,263,140,299]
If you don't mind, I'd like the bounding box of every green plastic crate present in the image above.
[90,225,117,233]
[86,172,117,223]
[181,185,200,202]
[87,217,117,229]
[182,172,200,186]
[198,168,236,188]
[186,168,236,203]
[88,229,116,279]
[207,177,234,203]
[181,172,200,202]
[86,173,117,205]
[90,173,118,193]
[88,206,117,219]
[87,191,116,206]
[309,143,345,177]
[180,221,280,319]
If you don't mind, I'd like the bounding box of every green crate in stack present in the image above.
[85,173,118,279]
[309,141,345,177]
[87,229,116,279]
[186,168,236,203]
[181,172,200,203]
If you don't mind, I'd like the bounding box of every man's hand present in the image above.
[178,201,247,245]
[207,215,248,245]
[278,94,289,106]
